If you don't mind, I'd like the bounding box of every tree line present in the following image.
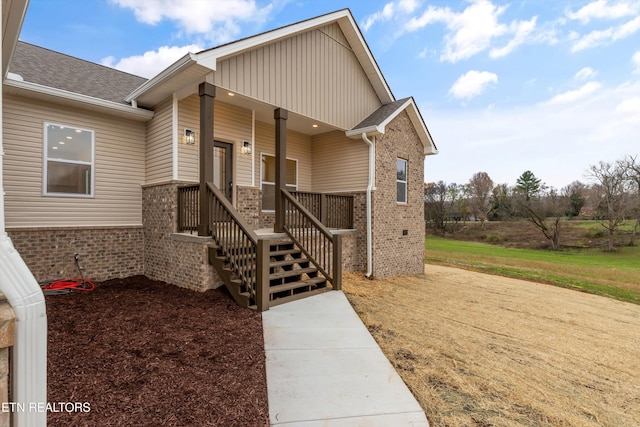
[424,155,640,251]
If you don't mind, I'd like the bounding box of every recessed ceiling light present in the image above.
[66,136,72,139]
[312,124,318,128]
[59,141,65,145]
[75,129,82,133]
[52,146,58,150]
[228,92,234,96]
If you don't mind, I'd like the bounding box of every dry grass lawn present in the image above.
[343,265,640,426]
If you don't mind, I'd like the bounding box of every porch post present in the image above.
[274,108,288,233]
[199,82,216,236]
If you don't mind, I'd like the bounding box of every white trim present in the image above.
[396,158,408,204]
[172,94,179,180]
[251,110,256,187]
[2,0,29,78]
[43,122,95,198]
[4,78,155,121]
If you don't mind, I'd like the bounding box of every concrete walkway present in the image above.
[262,291,429,426]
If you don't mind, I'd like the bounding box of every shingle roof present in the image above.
[351,97,411,130]
[9,41,147,105]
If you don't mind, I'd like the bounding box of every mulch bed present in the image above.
[45,276,269,426]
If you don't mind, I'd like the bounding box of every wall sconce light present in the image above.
[183,129,196,145]
[242,140,252,155]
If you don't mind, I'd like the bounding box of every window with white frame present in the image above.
[261,154,297,211]
[397,158,408,204]
[44,123,94,196]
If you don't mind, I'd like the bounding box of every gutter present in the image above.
[1,18,48,424]
[361,133,375,278]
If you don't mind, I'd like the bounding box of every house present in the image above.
[3,8,438,311]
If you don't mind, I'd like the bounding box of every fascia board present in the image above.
[345,126,383,139]
[125,53,197,103]
[5,78,155,121]
[2,0,29,78]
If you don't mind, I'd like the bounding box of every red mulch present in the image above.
[45,276,269,426]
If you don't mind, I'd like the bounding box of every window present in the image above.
[397,158,407,204]
[44,123,94,197]
[261,154,297,211]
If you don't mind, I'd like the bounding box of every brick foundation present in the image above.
[7,226,143,283]
[142,181,220,291]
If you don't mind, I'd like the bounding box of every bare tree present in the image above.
[620,155,640,246]
[468,172,494,225]
[424,182,447,234]
[586,161,632,251]
[515,187,568,250]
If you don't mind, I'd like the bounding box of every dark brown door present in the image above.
[213,141,233,201]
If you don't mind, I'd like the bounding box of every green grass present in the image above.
[425,237,640,305]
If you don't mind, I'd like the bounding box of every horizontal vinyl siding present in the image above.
[146,98,173,184]
[254,120,312,191]
[177,96,253,185]
[214,23,381,129]
[3,94,145,227]
[311,130,368,192]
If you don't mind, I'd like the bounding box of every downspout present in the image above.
[0,14,48,426]
[361,133,375,278]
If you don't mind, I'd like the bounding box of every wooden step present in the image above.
[269,266,318,281]
[268,277,327,294]
[269,248,302,257]
[269,257,308,268]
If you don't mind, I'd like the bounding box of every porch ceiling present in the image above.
[218,89,341,136]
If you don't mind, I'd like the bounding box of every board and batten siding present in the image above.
[146,98,173,184]
[254,120,312,191]
[2,94,146,227]
[214,23,381,130]
[311,130,368,193]
[177,96,253,186]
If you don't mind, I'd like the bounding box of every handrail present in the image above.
[207,183,267,309]
[281,189,342,290]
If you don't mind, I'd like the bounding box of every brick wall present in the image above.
[142,182,220,291]
[371,111,425,278]
[7,226,143,283]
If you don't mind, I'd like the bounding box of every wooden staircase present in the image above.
[208,238,331,310]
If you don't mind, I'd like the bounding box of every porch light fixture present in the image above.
[242,140,252,155]
[183,128,196,145]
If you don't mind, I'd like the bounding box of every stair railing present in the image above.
[281,189,342,290]
[207,183,268,311]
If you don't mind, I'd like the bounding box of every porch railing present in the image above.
[291,191,354,229]
[178,184,199,233]
[207,183,268,311]
[281,189,342,290]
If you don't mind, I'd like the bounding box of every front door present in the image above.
[213,141,233,201]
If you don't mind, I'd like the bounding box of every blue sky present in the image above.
[19,0,640,189]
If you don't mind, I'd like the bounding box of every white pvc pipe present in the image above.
[361,133,375,278]
[1,5,48,423]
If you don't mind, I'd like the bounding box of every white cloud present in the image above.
[575,67,597,80]
[566,0,639,24]
[404,0,544,62]
[424,81,640,189]
[362,0,420,31]
[489,16,537,58]
[633,51,640,73]
[571,15,640,52]
[101,44,203,78]
[110,0,272,43]
[449,70,498,100]
[545,81,602,105]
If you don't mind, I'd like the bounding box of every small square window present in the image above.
[44,123,94,197]
[397,158,407,204]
